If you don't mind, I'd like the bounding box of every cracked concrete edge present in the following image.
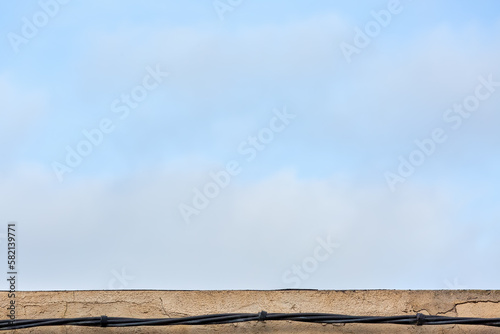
[1,290,500,333]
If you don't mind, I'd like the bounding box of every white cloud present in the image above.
[68,15,500,161]
[0,76,47,148]
[0,165,479,290]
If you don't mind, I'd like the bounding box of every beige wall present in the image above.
[1,290,500,333]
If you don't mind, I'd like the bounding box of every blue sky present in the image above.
[1,0,499,290]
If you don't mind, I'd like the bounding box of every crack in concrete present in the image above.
[159,297,167,316]
[158,298,190,318]
[411,300,500,317]
[437,300,500,316]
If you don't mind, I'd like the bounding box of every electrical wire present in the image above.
[2,311,500,330]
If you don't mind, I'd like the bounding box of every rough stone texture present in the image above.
[1,290,500,333]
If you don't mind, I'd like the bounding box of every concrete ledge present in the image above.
[1,290,500,333]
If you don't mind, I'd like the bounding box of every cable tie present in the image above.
[258,311,268,322]
[100,315,109,327]
[416,313,426,326]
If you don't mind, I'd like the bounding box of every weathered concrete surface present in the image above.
[1,290,500,333]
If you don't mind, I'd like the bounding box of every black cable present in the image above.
[2,312,500,330]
